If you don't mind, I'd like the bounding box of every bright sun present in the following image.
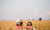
[34,9,38,12]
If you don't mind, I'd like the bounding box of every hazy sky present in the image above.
[0,0,50,20]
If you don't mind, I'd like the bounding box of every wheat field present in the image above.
[0,20,50,30]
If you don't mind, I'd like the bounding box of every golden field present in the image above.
[0,20,50,30]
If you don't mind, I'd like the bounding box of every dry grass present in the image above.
[0,20,50,30]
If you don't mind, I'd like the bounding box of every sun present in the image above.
[34,9,38,12]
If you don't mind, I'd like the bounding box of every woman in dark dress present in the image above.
[26,22,33,30]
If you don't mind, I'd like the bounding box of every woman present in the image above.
[25,22,33,30]
[14,19,23,30]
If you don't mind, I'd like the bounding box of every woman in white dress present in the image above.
[14,19,23,30]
